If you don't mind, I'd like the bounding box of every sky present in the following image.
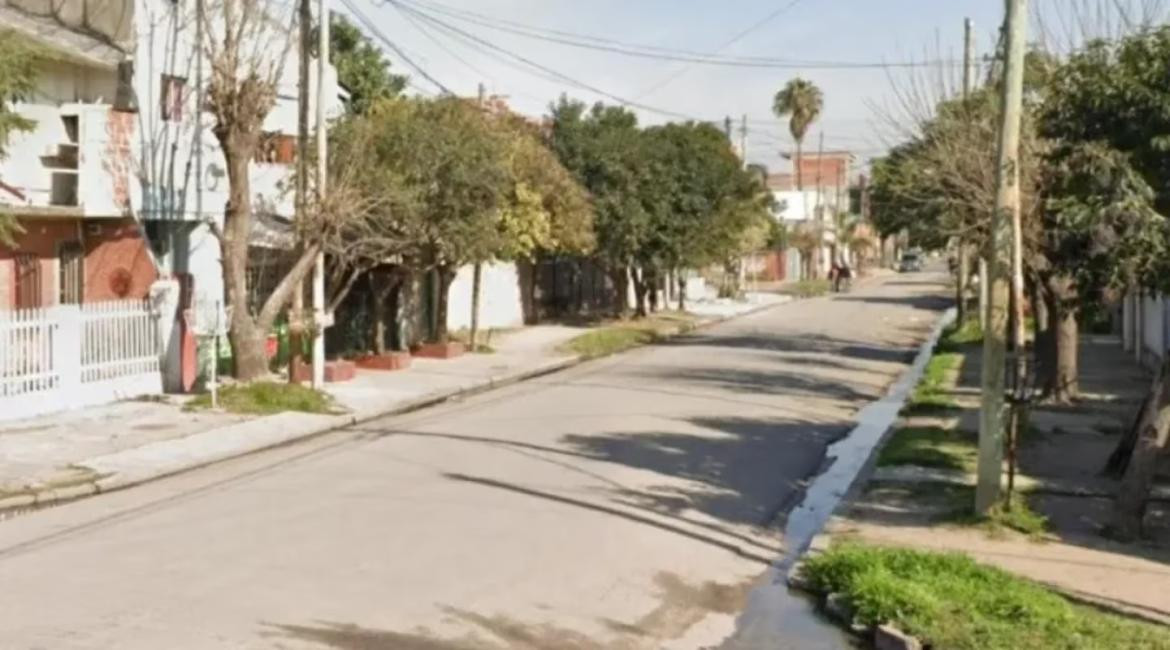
[340,0,1160,175]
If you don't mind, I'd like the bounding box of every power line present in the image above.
[391,0,495,84]
[635,0,806,100]
[397,0,959,71]
[386,0,719,122]
[353,0,895,162]
[338,0,453,94]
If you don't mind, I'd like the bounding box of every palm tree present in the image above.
[772,78,824,191]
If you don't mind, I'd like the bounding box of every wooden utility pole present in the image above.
[469,82,486,353]
[977,0,1028,514]
[955,17,974,325]
[310,0,329,388]
[815,131,825,278]
[739,114,748,168]
[290,0,311,383]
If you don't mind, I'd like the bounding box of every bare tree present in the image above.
[200,0,326,380]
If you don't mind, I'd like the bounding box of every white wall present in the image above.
[445,262,526,332]
[1142,293,1165,360]
[1,60,123,213]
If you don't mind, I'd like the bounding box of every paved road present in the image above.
[0,271,949,650]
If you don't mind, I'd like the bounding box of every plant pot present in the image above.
[354,352,412,371]
[412,341,466,359]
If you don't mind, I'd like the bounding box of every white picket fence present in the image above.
[1,300,163,421]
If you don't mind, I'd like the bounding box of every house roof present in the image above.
[0,3,125,69]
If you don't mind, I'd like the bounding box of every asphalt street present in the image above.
[0,270,950,650]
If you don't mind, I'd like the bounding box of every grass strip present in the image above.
[801,543,1170,650]
[186,382,334,415]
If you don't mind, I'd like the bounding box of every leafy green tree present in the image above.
[548,97,650,316]
[0,34,37,245]
[639,121,770,308]
[468,110,593,346]
[330,14,407,115]
[1037,30,1170,537]
[772,78,823,190]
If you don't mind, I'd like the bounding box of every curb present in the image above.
[785,306,958,583]
[1,297,789,517]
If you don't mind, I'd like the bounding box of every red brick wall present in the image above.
[0,217,155,308]
[83,219,156,302]
[762,250,786,282]
[104,110,135,212]
[0,220,78,308]
[796,155,850,188]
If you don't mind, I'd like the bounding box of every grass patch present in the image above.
[877,426,977,472]
[938,319,983,352]
[923,485,1050,539]
[780,279,832,298]
[903,352,962,414]
[800,543,1170,650]
[185,382,334,415]
[983,499,1049,538]
[559,312,697,359]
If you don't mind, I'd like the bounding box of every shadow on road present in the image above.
[265,572,755,649]
[833,294,953,311]
[561,416,848,531]
[667,332,916,365]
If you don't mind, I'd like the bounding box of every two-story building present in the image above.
[767,151,856,278]
[0,0,340,321]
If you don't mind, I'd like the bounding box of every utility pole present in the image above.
[291,0,310,384]
[724,115,733,141]
[955,17,974,326]
[311,0,329,388]
[739,114,748,168]
[977,0,1028,514]
[815,131,825,278]
[469,82,486,353]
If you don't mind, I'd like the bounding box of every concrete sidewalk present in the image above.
[812,331,1170,625]
[0,293,788,514]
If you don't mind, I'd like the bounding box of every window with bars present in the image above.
[14,254,42,309]
[160,74,187,121]
[58,242,83,304]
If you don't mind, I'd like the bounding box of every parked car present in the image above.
[899,252,924,272]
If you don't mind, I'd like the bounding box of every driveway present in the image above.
[0,271,950,649]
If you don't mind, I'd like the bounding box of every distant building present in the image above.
[765,151,858,278]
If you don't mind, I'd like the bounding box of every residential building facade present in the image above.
[0,0,341,321]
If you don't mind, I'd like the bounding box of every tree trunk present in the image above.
[1033,276,1054,393]
[369,270,402,355]
[1110,357,1170,541]
[433,264,456,343]
[795,139,803,191]
[633,268,648,318]
[956,242,969,324]
[288,275,304,385]
[647,268,659,313]
[219,138,269,381]
[469,262,482,352]
[372,281,387,356]
[1046,274,1079,402]
[677,271,686,312]
[609,265,630,318]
